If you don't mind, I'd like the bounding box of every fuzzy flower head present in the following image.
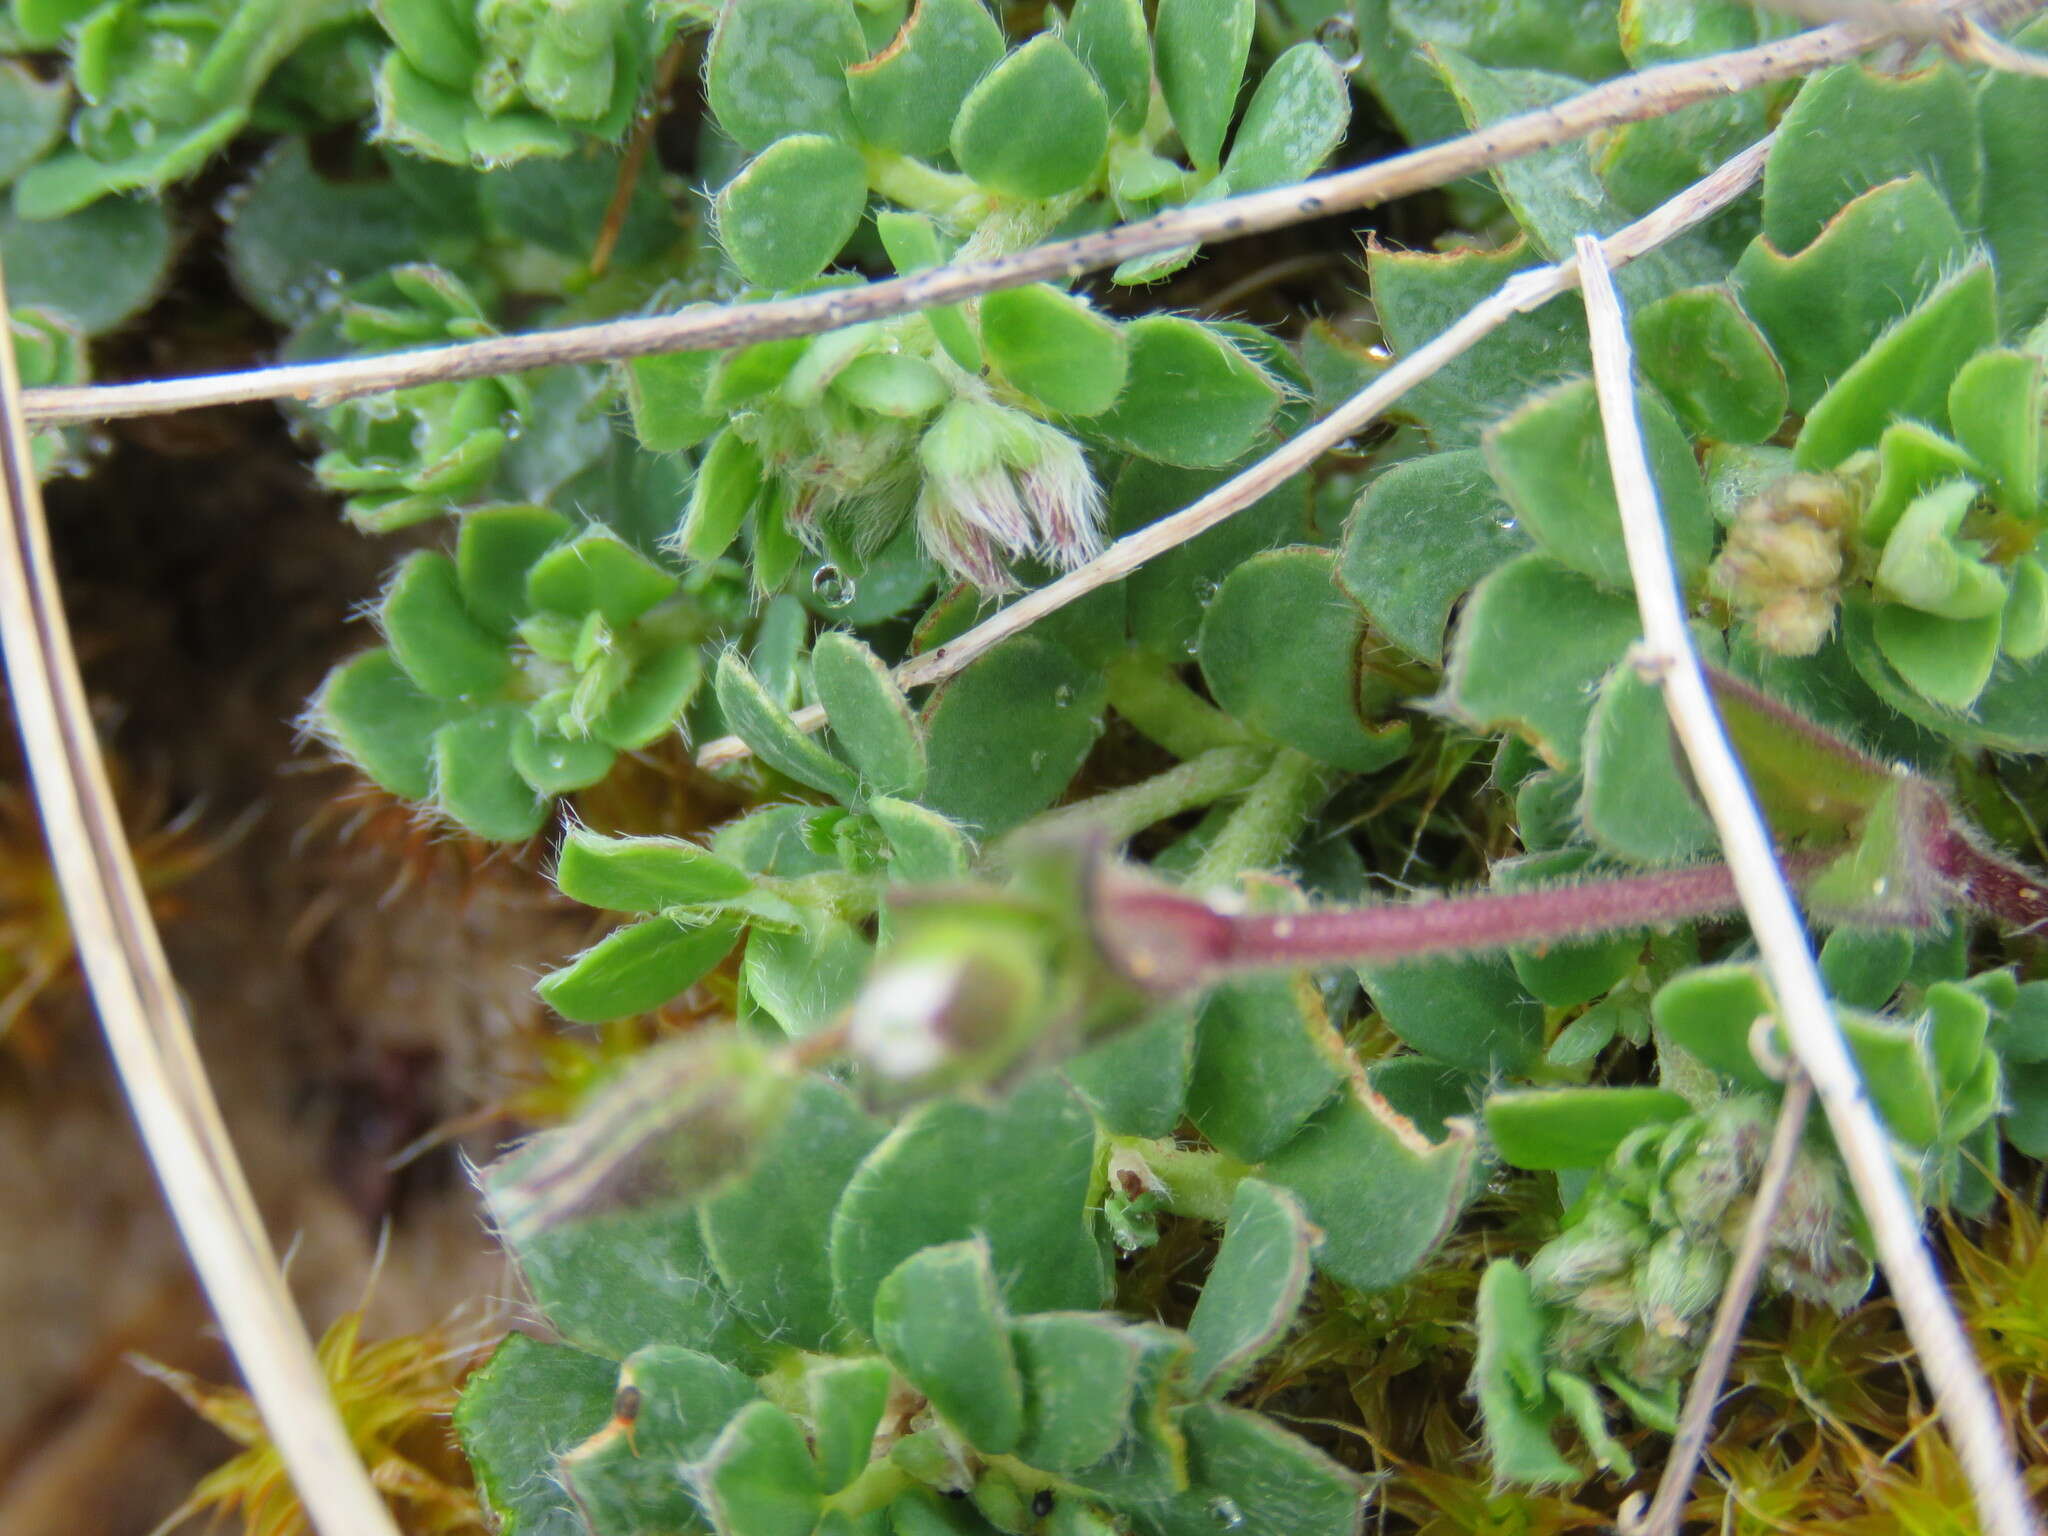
[1711,471,1860,656]
[916,399,1105,591]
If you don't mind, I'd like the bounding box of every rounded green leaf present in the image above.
[1338,448,1529,664]
[1186,1179,1319,1396]
[0,193,174,337]
[456,504,574,634]
[1630,285,1786,445]
[1087,317,1279,468]
[1154,0,1254,172]
[714,651,864,803]
[950,35,1108,200]
[1949,348,2044,521]
[525,530,679,626]
[593,644,704,752]
[1839,595,2048,750]
[1980,15,2048,333]
[829,351,948,418]
[813,630,926,796]
[2005,557,2048,661]
[1009,1314,1146,1472]
[1222,42,1349,193]
[1873,479,2005,621]
[705,0,865,153]
[537,915,743,1024]
[679,429,766,564]
[715,134,869,290]
[873,1238,1025,1453]
[1872,602,2002,713]
[626,349,723,454]
[433,707,549,841]
[1483,1087,1693,1170]
[313,648,451,803]
[1357,954,1545,1075]
[846,0,1005,157]
[1649,962,1777,1092]
[1199,549,1412,773]
[510,718,616,796]
[919,637,1106,836]
[979,284,1129,417]
[456,1335,616,1536]
[694,1401,823,1536]
[1483,377,1712,591]
[1581,663,1714,865]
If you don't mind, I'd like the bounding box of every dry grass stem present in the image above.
[1575,232,2038,1536]
[0,259,404,1536]
[21,0,2043,427]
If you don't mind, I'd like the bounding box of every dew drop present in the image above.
[1494,515,1519,533]
[1208,1497,1247,1530]
[1871,876,1890,898]
[1314,12,1365,71]
[812,563,857,607]
[1029,750,1048,773]
[1053,683,1075,708]
[499,410,525,442]
[1194,577,1221,606]
[1183,636,1201,657]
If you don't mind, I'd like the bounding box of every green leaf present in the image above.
[699,1079,885,1353]
[1186,1179,1318,1397]
[846,0,1005,156]
[434,707,548,841]
[920,636,1107,836]
[694,1401,824,1536]
[1368,238,1591,448]
[1064,1324,1195,1507]
[1009,1313,1146,1472]
[715,651,864,802]
[1168,1402,1368,1536]
[1198,547,1412,773]
[1861,420,1984,548]
[626,350,723,454]
[594,644,704,752]
[1086,317,1280,468]
[832,352,949,418]
[1630,285,1786,445]
[1066,0,1151,133]
[0,194,173,336]
[870,795,973,880]
[555,828,753,912]
[1188,977,1347,1161]
[313,648,451,802]
[1357,954,1545,1074]
[2004,1061,2048,1158]
[1872,602,2002,713]
[741,911,872,1036]
[1066,1003,1196,1138]
[1874,479,2004,621]
[1650,963,1777,1093]
[1581,662,1714,864]
[2005,557,2048,662]
[1761,62,1982,256]
[679,428,766,564]
[538,915,742,1024]
[1840,595,2048,750]
[1339,448,1530,663]
[716,134,869,289]
[1794,257,1997,472]
[874,1237,1026,1453]
[705,0,865,153]
[1472,1261,1575,1486]
[455,1334,617,1536]
[830,1074,1110,1337]
[0,58,69,188]
[456,505,573,635]
[814,630,927,796]
[1978,16,2048,332]
[979,284,1129,418]
[561,1347,763,1536]
[380,551,513,702]
[1483,377,1711,590]
[511,718,616,795]
[1949,348,2043,522]
[810,1357,894,1494]
[1223,43,1349,193]
[1548,1370,1633,1479]
[1732,175,1968,415]
[1260,1081,1474,1292]
[1154,0,1254,171]
[951,36,1108,199]
[1818,926,1912,1010]
[1439,554,1643,771]
[525,529,679,626]
[1484,1086,1692,1169]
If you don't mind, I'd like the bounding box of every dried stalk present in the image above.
[0,264,403,1536]
[696,134,1776,768]
[1574,234,2036,1536]
[22,0,2041,427]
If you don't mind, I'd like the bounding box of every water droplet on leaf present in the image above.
[1314,12,1365,70]
[1209,1497,1247,1530]
[812,563,857,606]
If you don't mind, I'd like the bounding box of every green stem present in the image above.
[1188,748,1334,893]
[822,1458,913,1518]
[1013,745,1274,846]
[862,150,986,227]
[1105,651,1256,759]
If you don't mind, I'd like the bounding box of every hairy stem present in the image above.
[1015,745,1273,847]
[1189,748,1335,893]
[1104,652,1257,759]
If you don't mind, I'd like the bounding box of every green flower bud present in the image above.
[1527,1203,1650,1303]
[1664,1097,1772,1232]
[1634,1229,1728,1340]
[849,917,1049,1099]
